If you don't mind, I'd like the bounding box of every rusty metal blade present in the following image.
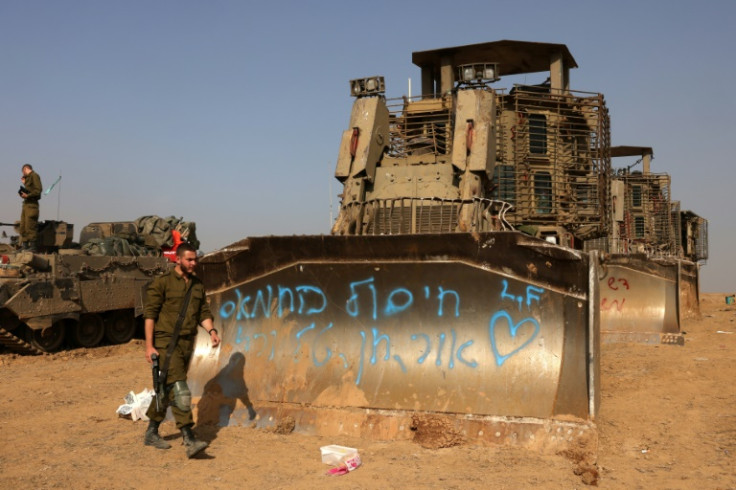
[599,256,700,345]
[188,232,599,450]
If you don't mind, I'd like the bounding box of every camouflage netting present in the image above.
[134,216,200,250]
[81,237,160,257]
[83,216,199,257]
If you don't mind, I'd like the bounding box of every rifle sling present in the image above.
[159,282,195,387]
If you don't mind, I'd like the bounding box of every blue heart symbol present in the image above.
[489,310,540,367]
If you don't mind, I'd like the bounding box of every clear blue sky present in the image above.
[1,1,733,292]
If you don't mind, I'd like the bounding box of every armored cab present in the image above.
[332,40,611,249]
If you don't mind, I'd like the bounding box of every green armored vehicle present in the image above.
[0,217,195,354]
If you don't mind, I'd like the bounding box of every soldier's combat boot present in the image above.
[181,425,208,458]
[144,420,171,450]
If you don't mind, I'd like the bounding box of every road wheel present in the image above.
[29,323,66,352]
[71,314,105,348]
[104,310,136,344]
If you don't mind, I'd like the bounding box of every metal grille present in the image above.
[340,198,513,236]
[495,86,611,238]
[619,173,676,257]
[385,96,453,158]
[412,202,458,234]
[693,217,709,262]
[673,208,709,263]
[670,201,682,255]
[585,173,679,258]
[373,203,413,235]
[583,237,610,254]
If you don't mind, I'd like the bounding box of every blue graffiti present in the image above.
[293,323,316,359]
[525,286,544,308]
[411,333,431,364]
[437,287,460,317]
[500,279,545,311]
[251,286,272,319]
[411,329,477,369]
[435,332,446,366]
[217,277,547,384]
[221,284,327,320]
[221,279,462,321]
[234,325,251,351]
[296,286,327,315]
[393,355,407,373]
[346,278,378,320]
[370,327,391,364]
[456,339,478,368]
[355,327,406,385]
[252,333,268,357]
[447,330,457,369]
[278,286,294,317]
[312,323,334,366]
[384,288,413,316]
[488,310,540,367]
[220,289,252,320]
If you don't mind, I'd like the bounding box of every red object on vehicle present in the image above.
[1,255,8,265]
[161,230,183,263]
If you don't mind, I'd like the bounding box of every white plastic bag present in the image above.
[116,388,155,421]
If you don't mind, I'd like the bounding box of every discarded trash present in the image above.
[726,295,735,305]
[326,467,350,476]
[116,388,154,421]
[321,445,361,475]
[717,331,733,334]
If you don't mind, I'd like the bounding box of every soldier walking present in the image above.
[18,164,42,251]
[143,242,221,458]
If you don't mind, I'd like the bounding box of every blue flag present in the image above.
[44,175,62,195]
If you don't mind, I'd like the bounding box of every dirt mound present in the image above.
[272,416,296,435]
[410,414,464,449]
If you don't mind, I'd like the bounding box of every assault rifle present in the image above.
[151,353,164,412]
[0,223,17,227]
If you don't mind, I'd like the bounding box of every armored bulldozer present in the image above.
[184,40,707,453]
[186,41,610,453]
[0,217,197,354]
[585,146,708,344]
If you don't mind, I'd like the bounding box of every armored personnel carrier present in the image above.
[0,217,195,354]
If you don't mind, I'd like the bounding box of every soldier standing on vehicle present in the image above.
[143,242,221,458]
[18,164,42,251]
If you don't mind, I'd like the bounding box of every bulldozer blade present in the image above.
[189,232,600,452]
[599,255,700,346]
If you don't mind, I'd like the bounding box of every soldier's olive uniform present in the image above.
[20,170,42,243]
[144,270,213,428]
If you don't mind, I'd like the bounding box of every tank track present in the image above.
[0,326,45,355]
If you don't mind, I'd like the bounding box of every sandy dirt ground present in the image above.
[1,293,734,489]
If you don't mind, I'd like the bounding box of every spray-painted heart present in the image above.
[489,310,540,367]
